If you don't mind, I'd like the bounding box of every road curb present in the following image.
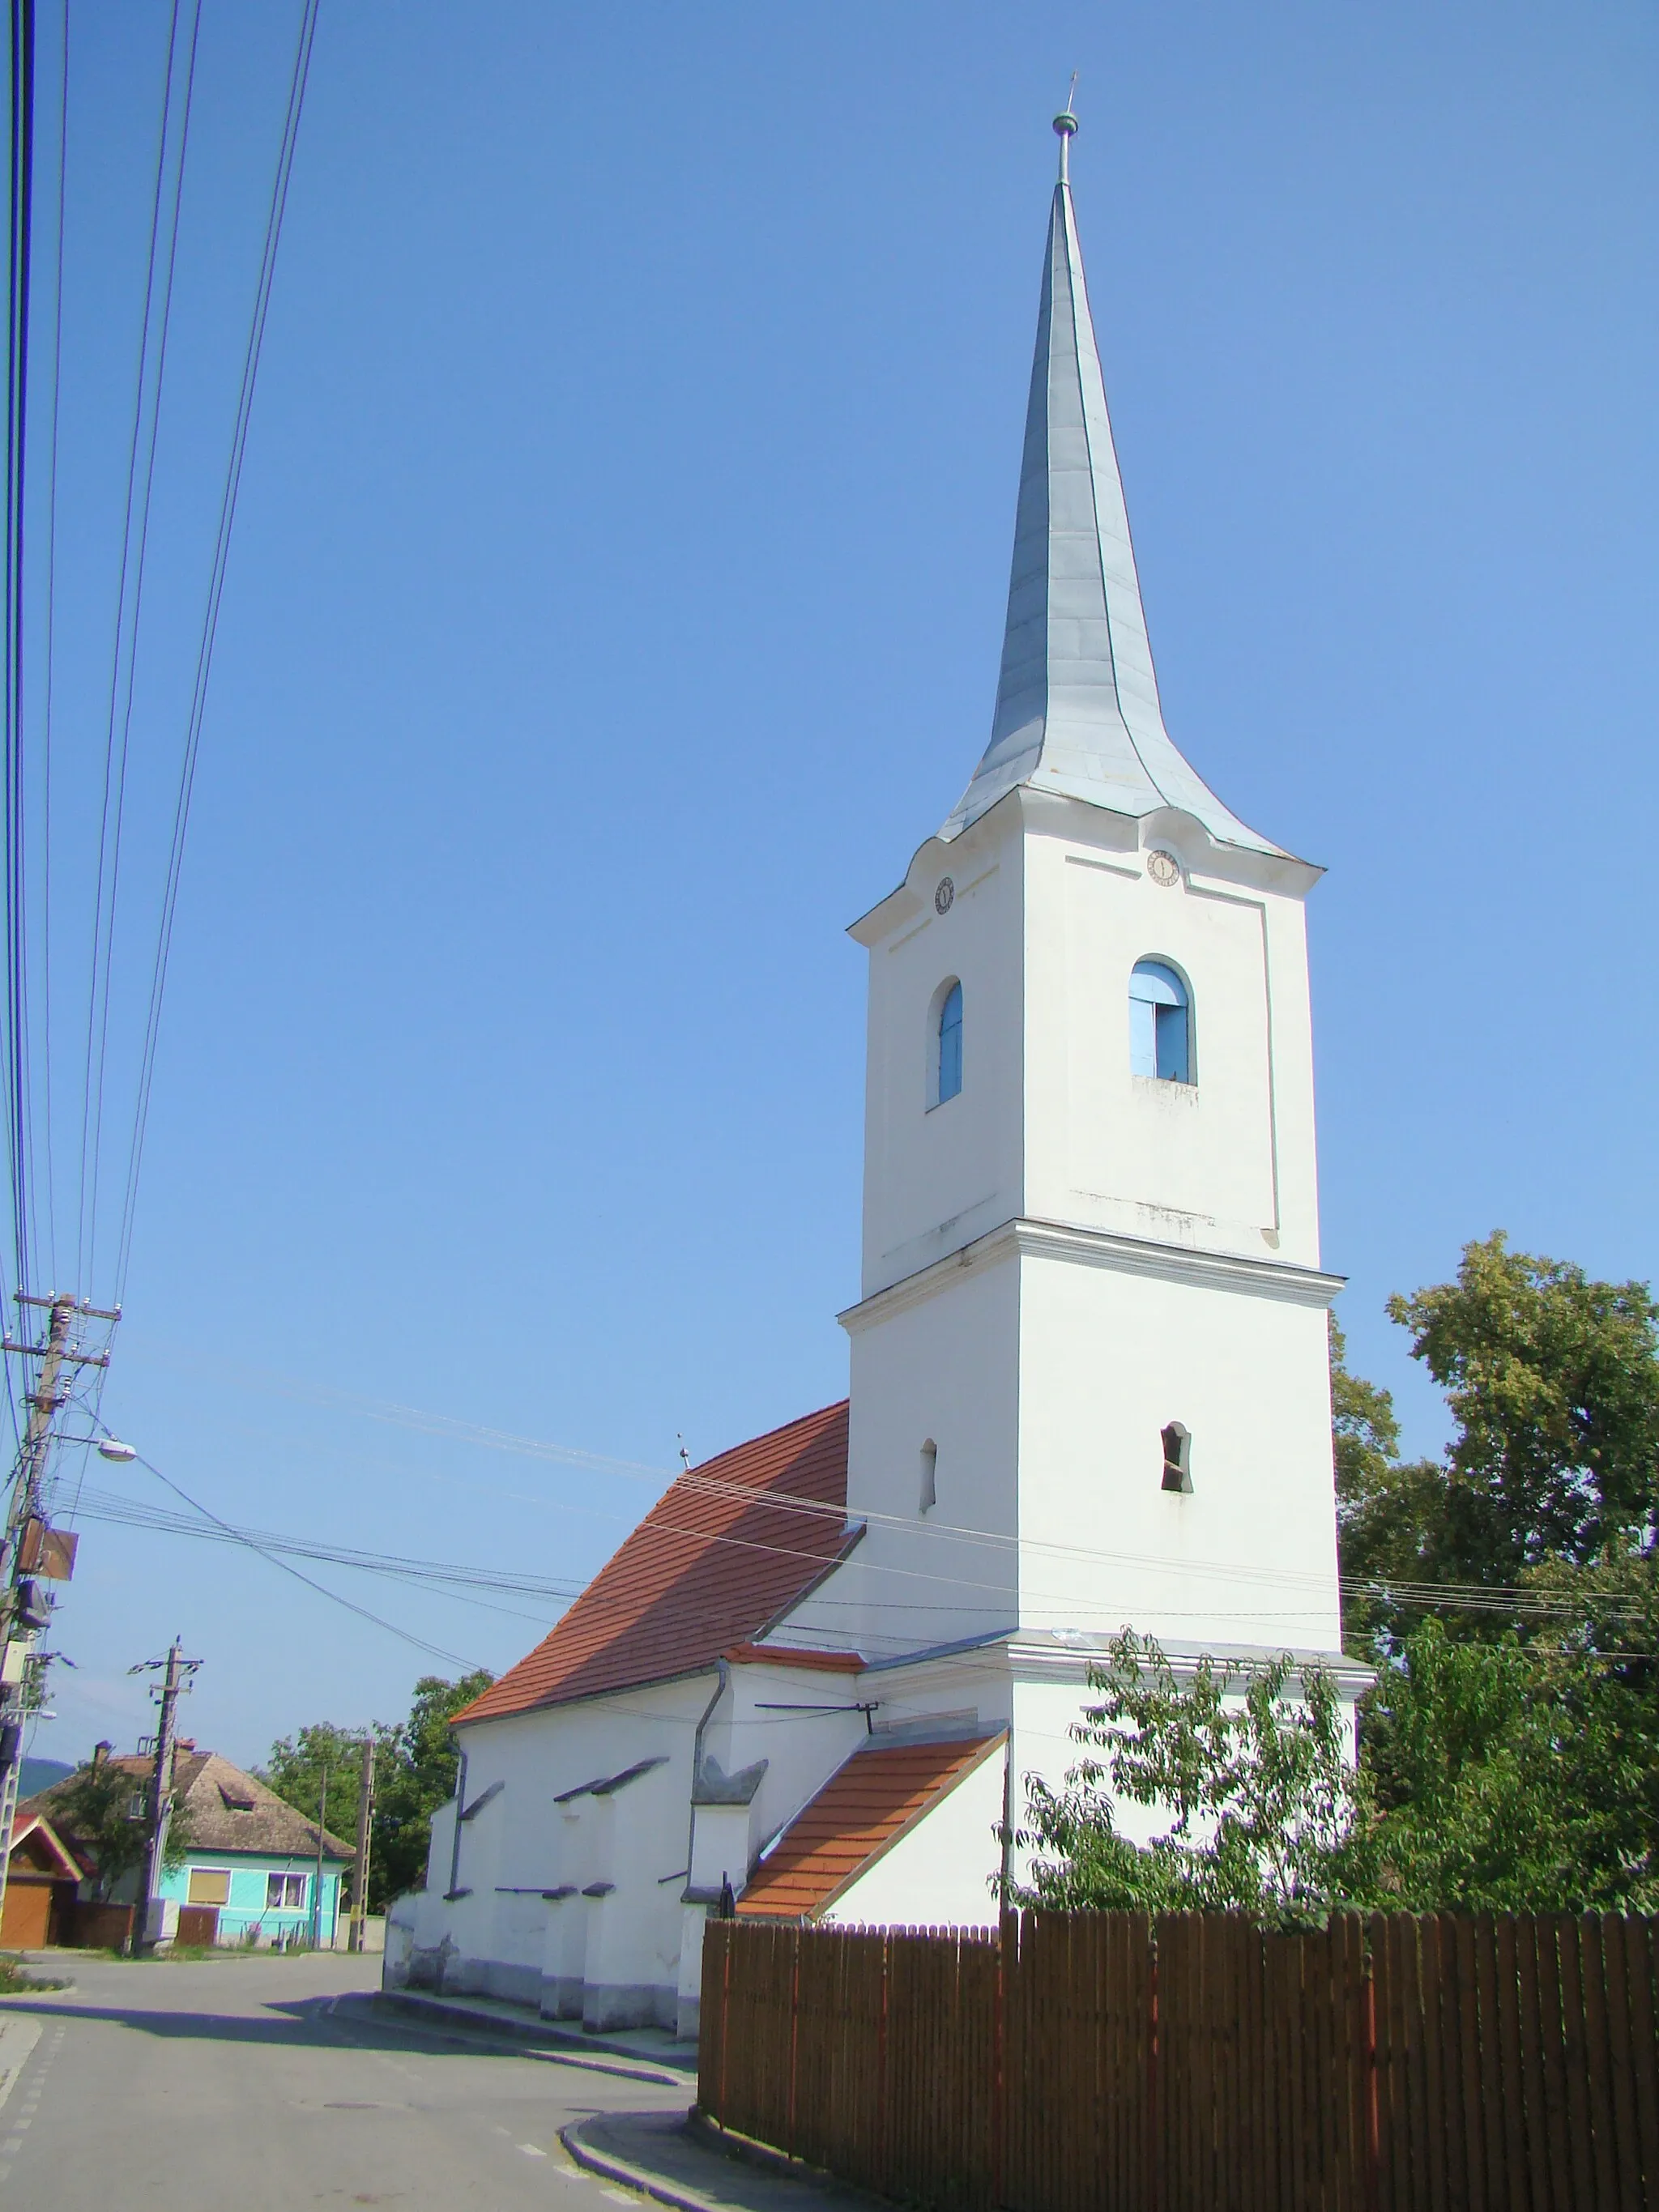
[560,2115,713,2211]
[561,2110,881,2212]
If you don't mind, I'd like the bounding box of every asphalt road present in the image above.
[0,1951,693,2211]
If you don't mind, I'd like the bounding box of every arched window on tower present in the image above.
[931,979,963,1107]
[1129,960,1192,1085]
[919,1440,937,1515]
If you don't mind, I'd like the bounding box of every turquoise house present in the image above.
[156,1746,354,1945]
[25,1743,355,1948]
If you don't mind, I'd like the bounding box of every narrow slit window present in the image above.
[919,1440,937,1514]
[933,980,963,1106]
[1130,961,1192,1084]
[1161,1422,1192,1494]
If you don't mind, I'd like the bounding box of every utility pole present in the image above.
[310,1763,329,1950]
[130,1636,199,1954]
[348,1733,374,1953]
[0,1290,116,1923]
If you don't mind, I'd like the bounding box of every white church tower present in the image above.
[792,112,1348,1690]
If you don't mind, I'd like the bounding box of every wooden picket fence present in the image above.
[698,1910,1659,2210]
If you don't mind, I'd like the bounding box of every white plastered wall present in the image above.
[857,806,1023,1299]
[1014,1247,1341,1650]
[1021,795,1322,1267]
[394,1677,712,2028]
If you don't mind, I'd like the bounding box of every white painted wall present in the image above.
[856,803,1022,1299]
[1015,1245,1342,1649]
[825,784,1343,1674]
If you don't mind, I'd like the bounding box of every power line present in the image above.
[75,0,201,1306]
[115,0,320,1302]
[3,0,36,1326]
[119,1438,483,1672]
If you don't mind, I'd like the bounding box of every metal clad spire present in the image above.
[942,117,1282,855]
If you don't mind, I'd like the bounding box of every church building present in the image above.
[384,115,1365,2039]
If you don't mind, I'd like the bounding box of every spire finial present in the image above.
[1053,76,1078,183]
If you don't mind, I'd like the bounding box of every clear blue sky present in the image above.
[28,1,1658,1771]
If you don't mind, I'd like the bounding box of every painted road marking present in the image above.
[0,2010,65,2192]
[0,2022,41,2115]
[518,2143,548,2157]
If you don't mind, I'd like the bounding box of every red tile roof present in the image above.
[458,1401,854,1724]
[737,1733,1005,1920]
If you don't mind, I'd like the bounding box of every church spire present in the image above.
[942,113,1282,856]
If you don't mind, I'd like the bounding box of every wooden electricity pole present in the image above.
[348,1734,374,1951]
[130,1636,199,1954]
[311,1763,329,1950]
[0,1291,116,1922]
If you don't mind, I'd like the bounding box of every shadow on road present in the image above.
[3,1993,693,2089]
[0,1995,544,2056]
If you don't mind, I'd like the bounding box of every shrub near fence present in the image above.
[699,1910,1659,2212]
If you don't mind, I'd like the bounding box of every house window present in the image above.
[1130,960,1192,1084]
[919,1440,937,1515]
[267,1872,307,1911]
[931,979,963,1107]
[186,1868,231,1907]
[1162,1422,1192,1494]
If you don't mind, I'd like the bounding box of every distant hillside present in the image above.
[18,1756,73,1801]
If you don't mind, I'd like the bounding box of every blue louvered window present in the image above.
[1130,961,1192,1084]
[935,981,963,1106]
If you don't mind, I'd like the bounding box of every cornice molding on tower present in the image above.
[840,1214,1345,1335]
[1007,1632,1375,1700]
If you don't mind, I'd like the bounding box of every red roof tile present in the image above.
[737,1733,1005,1920]
[458,1401,854,1724]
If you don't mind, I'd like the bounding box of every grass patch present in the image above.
[0,1953,67,1993]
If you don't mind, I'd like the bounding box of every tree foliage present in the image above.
[1011,1634,1371,1926]
[1363,1618,1657,1912]
[1342,1233,1659,1626]
[48,1759,193,1898]
[258,1670,493,1911]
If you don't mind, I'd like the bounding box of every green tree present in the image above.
[1010,1632,1372,1926]
[1364,1618,1658,1912]
[1333,1251,1659,1911]
[372,1672,494,1904]
[1331,1317,1449,1647]
[46,1760,194,1899]
[258,1670,493,1912]
[260,1721,399,1894]
[1383,1232,1659,1590]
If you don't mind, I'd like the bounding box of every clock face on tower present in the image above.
[1145,850,1181,888]
[934,878,955,915]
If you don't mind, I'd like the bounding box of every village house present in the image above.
[386,117,1367,2037]
[19,1743,353,1950]
[0,1809,83,1948]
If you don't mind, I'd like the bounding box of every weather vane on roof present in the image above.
[1055,75,1079,181]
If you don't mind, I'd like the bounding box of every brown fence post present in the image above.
[787,1923,801,2160]
[992,1912,1008,2208]
[719,1922,731,2122]
[1364,1948,1380,2212]
[1147,1926,1160,2212]
[876,1929,889,2192]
